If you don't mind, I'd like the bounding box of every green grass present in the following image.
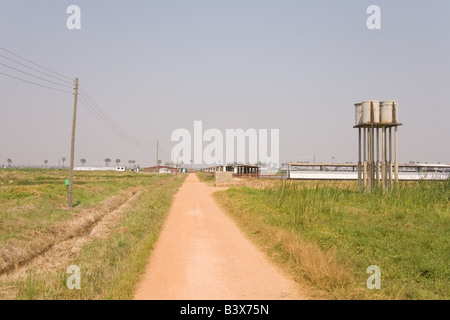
[0,169,186,299]
[196,171,215,185]
[214,179,449,299]
[0,169,156,243]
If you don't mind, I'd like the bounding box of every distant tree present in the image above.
[80,159,86,166]
[44,160,48,168]
[157,160,162,165]
[115,159,121,165]
[105,158,111,167]
[7,158,12,167]
[62,157,66,168]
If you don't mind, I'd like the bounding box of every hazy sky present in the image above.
[0,0,449,167]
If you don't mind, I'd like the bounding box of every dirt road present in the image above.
[134,173,306,300]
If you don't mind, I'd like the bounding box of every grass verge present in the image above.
[0,171,186,299]
[214,180,449,299]
[196,171,215,186]
[0,169,153,243]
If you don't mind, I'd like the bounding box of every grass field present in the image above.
[0,169,186,299]
[196,171,215,185]
[214,179,449,299]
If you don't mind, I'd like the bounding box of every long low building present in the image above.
[142,166,179,174]
[203,164,260,174]
[287,163,450,180]
[74,166,126,171]
[288,171,449,180]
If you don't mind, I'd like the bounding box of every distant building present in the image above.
[74,167,116,171]
[143,166,179,174]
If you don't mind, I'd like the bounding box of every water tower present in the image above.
[354,100,402,191]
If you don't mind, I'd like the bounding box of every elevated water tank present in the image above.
[393,101,398,123]
[354,103,362,126]
[361,100,380,124]
[380,101,398,123]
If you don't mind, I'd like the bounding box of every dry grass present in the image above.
[214,191,357,299]
[264,225,352,292]
[0,188,139,274]
[214,179,449,300]
[0,170,187,299]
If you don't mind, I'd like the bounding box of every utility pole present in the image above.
[156,140,159,175]
[68,78,79,208]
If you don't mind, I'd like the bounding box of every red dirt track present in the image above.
[134,173,306,300]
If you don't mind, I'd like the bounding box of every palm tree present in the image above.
[44,160,48,168]
[7,158,12,168]
[80,159,86,167]
[105,158,111,167]
[115,159,121,165]
[62,157,66,168]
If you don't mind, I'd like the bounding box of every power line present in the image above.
[0,45,73,81]
[0,52,73,84]
[0,53,73,85]
[0,70,73,94]
[78,86,154,148]
[0,44,154,150]
[0,61,73,89]
[80,100,152,149]
[78,91,141,145]
[79,96,138,146]
[78,92,152,149]
[78,87,140,142]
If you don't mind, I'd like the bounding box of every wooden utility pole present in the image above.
[394,126,399,182]
[376,127,380,186]
[382,127,386,190]
[389,127,393,188]
[363,128,367,190]
[156,140,159,175]
[68,78,79,208]
[358,128,361,191]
